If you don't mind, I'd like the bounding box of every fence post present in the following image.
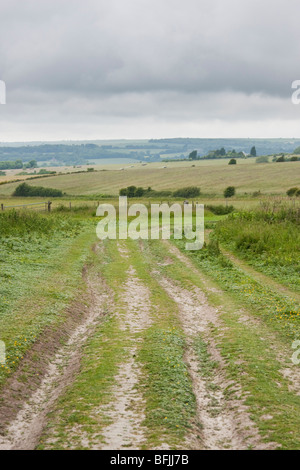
[48,201,52,212]
[69,202,72,210]
[1,204,3,211]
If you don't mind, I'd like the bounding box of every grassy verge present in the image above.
[0,211,97,384]
[174,237,299,344]
[148,237,300,449]
[215,206,300,292]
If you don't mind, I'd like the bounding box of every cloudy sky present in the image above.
[0,0,300,141]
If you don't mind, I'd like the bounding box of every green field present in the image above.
[0,159,299,197]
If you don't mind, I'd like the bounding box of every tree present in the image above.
[135,187,145,197]
[250,146,257,157]
[24,159,38,169]
[228,158,237,165]
[287,187,299,197]
[293,146,300,154]
[188,150,198,160]
[256,156,269,164]
[127,186,137,197]
[224,186,236,198]
[0,160,23,170]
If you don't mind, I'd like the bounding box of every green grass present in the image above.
[143,238,300,449]
[176,239,300,342]
[193,336,218,379]
[139,326,196,441]
[212,309,300,449]
[215,206,300,292]
[0,211,96,384]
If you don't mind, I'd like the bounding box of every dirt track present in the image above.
[0,238,297,450]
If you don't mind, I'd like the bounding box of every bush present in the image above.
[119,186,200,198]
[173,186,200,198]
[276,155,285,162]
[206,205,234,215]
[256,156,269,164]
[287,187,299,197]
[13,182,63,197]
[38,169,56,175]
[119,186,145,198]
[119,188,127,196]
[207,239,220,257]
[235,233,266,254]
[228,158,237,165]
[224,186,236,198]
[135,187,145,197]
[290,156,299,162]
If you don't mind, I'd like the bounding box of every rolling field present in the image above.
[0,159,299,197]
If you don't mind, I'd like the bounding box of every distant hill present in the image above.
[0,138,299,166]
[149,138,300,157]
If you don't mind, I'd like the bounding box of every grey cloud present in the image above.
[0,0,300,140]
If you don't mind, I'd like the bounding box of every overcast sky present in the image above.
[0,0,300,141]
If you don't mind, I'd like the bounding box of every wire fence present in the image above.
[1,201,52,212]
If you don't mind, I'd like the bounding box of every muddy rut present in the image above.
[152,243,270,450]
[0,275,109,450]
[156,275,264,449]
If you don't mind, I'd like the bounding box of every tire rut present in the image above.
[0,275,110,450]
[100,264,153,450]
[152,244,272,450]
